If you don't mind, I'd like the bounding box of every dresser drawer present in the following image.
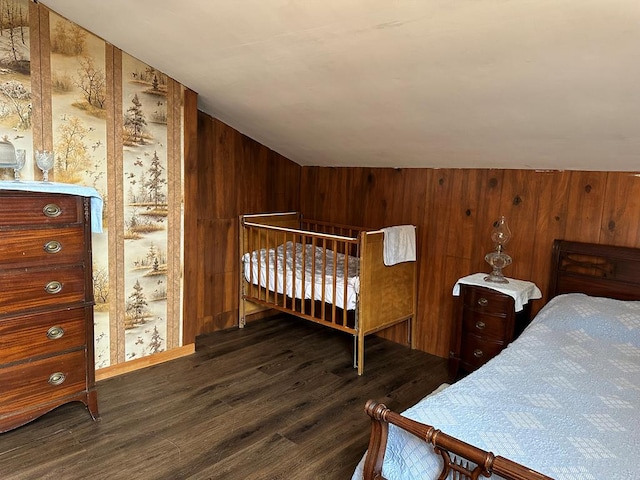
[462,285,513,314]
[462,310,508,341]
[460,334,504,370]
[0,266,88,314]
[0,193,82,228]
[0,226,85,268]
[0,307,87,364]
[0,349,87,415]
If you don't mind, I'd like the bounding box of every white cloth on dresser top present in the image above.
[381,225,416,266]
[0,181,103,233]
[452,272,542,312]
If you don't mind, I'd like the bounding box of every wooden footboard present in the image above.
[363,400,553,480]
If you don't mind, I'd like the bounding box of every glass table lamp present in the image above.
[484,216,512,283]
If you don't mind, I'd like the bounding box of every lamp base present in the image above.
[484,250,512,284]
[484,271,509,284]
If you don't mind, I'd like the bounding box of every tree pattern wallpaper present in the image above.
[0,0,32,180]
[49,10,111,367]
[0,1,184,370]
[121,52,170,362]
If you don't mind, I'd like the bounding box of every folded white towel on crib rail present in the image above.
[381,225,416,266]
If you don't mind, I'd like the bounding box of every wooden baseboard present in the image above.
[95,344,196,382]
[244,308,279,323]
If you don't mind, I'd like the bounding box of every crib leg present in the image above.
[239,297,246,328]
[357,333,365,376]
[353,335,358,369]
[409,315,416,349]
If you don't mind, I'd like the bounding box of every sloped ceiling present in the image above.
[40,0,640,171]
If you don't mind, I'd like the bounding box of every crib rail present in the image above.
[301,217,362,237]
[240,217,360,333]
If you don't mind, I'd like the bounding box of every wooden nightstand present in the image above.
[449,276,541,379]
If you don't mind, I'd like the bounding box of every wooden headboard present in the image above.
[549,240,640,301]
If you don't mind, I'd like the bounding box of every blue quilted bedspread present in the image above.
[352,293,640,480]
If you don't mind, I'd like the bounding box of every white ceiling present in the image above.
[40,0,640,171]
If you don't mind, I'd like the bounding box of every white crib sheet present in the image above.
[243,241,360,310]
[352,293,640,480]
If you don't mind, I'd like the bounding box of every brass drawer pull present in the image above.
[477,297,489,307]
[48,372,66,386]
[43,240,63,254]
[473,349,484,358]
[46,326,65,340]
[43,203,62,218]
[475,321,486,330]
[44,281,63,294]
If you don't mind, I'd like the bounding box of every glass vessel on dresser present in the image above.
[13,149,26,181]
[35,150,54,182]
[484,215,512,283]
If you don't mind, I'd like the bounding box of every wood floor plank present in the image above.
[0,314,449,479]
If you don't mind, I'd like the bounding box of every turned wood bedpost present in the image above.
[363,400,389,480]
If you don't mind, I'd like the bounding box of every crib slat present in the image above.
[247,227,252,298]
[331,237,337,325]
[292,233,299,310]
[256,226,263,301]
[269,228,274,302]
[301,235,316,317]
[343,241,349,326]
[320,238,327,322]
[278,231,284,308]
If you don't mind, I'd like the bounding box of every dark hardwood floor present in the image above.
[0,315,449,479]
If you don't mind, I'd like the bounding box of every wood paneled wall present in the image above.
[182,111,301,341]
[186,112,639,358]
[300,167,640,358]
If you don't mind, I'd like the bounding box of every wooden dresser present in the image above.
[449,284,533,378]
[0,190,99,432]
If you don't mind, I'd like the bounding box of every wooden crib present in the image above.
[239,212,417,375]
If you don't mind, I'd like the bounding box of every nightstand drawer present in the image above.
[462,311,508,341]
[460,334,504,370]
[462,286,513,314]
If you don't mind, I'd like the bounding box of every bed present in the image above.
[239,212,417,375]
[353,239,640,479]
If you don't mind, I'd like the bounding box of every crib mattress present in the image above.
[243,241,360,310]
